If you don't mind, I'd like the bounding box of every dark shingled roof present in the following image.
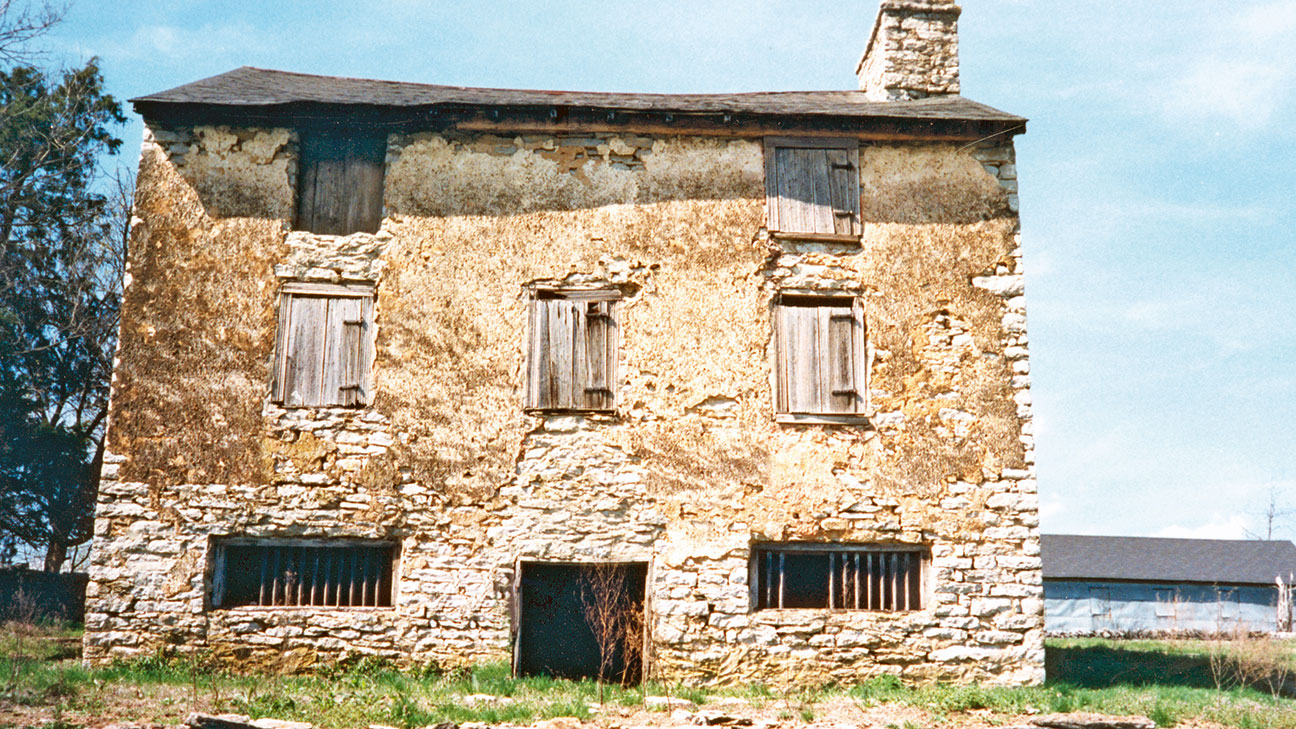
[1042,534,1296,586]
[130,66,1026,126]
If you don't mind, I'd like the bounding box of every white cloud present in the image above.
[77,22,269,63]
[1153,513,1251,540]
[1157,0,1296,129]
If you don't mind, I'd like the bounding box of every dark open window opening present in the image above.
[526,289,619,412]
[515,562,647,683]
[210,540,396,609]
[775,294,865,419]
[295,129,386,235]
[754,545,924,611]
[271,283,374,407]
[764,137,861,240]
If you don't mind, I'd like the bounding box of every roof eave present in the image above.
[131,99,1027,142]
[1044,576,1282,588]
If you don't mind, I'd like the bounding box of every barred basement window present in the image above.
[271,282,374,407]
[526,289,619,412]
[753,545,925,611]
[210,541,396,609]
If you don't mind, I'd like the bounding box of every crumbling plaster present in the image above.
[86,121,1041,686]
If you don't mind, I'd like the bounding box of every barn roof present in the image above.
[1041,534,1296,586]
[129,67,1026,140]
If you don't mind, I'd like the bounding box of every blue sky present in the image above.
[50,1,1296,540]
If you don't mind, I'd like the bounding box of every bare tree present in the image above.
[0,1,65,63]
[1245,486,1294,541]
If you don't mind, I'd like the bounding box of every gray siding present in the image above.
[1044,580,1284,633]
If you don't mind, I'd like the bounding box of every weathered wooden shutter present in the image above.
[323,295,371,406]
[777,303,821,413]
[825,147,861,236]
[583,300,615,410]
[281,295,329,407]
[527,291,617,411]
[272,284,374,407]
[765,138,860,238]
[776,297,863,415]
[296,131,386,235]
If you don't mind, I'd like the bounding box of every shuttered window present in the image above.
[754,545,925,611]
[775,295,865,419]
[210,540,396,609]
[764,137,860,239]
[271,283,374,407]
[296,130,386,235]
[526,290,619,412]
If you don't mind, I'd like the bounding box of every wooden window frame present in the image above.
[751,543,927,612]
[208,537,398,610]
[764,136,861,242]
[271,282,375,408]
[525,288,620,414]
[773,293,867,424]
[295,129,387,236]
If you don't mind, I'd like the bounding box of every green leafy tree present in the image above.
[0,8,127,571]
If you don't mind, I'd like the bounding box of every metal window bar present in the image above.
[757,548,923,612]
[221,544,393,608]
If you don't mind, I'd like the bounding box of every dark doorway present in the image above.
[515,562,648,682]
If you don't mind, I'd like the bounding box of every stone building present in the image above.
[85,0,1043,685]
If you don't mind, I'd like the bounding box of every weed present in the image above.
[386,694,435,729]
[1148,702,1177,727]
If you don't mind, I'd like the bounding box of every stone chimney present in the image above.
[856,1,961,101]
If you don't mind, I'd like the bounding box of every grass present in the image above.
[3,623,1296,729]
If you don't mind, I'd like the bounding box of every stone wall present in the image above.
[86,120,1042,685]
[857,1,961,101]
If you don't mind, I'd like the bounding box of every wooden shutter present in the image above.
[764,138,860,238]
[527,291,618,411]
[777,303,821,413]
[583,300,615,410]
[272,284,374,407]
[826,147,861,236]
[776,296,863,415]
[323,295,371,406]
[296,131,386,235]
[281,295,329,406]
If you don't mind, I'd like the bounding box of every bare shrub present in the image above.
[580,563,644,701]
[3,587,39,688]
[1206,620,1296,698]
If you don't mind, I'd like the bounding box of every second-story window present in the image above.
[295,129,386,235]
[764,137,860,240]
[271,282,374,407]
[526,290,619,412]
[774,294,865,420]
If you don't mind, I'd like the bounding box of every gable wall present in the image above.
[86,119,1042,685]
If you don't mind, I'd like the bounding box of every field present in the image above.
[3,625,1296,729]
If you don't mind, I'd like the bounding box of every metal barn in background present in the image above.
[1042,534,1296,634]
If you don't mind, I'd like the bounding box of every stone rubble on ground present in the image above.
[643,697,695,710]
[184,710,1158,729]
[1027,714,1156,729]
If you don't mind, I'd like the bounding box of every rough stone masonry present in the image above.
[84,0,1043,686]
